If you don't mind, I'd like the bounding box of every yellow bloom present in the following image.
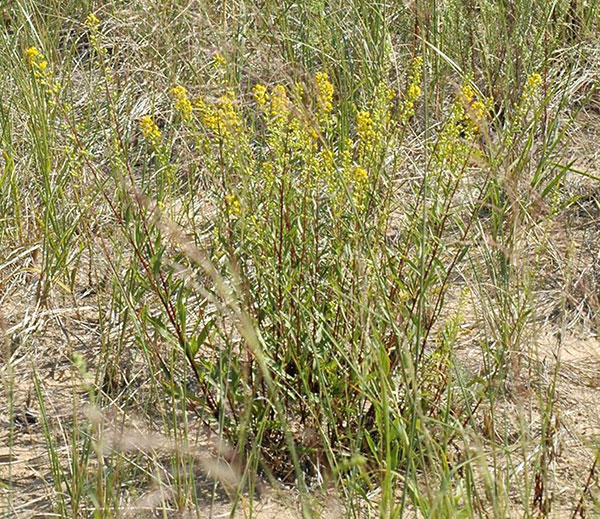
[341,138,353,171]
[85,12,106,55]
[408,84,421,99]
[470,100,487,121]
[195,91,242,138]
[315,71,334,115]
[214,54,227,69]
[399,57,423,124]
[527,73,542,90]
[24,46,60,97]
[356,110,375,145]
[140,116,161,145]
[217,90,241,131]
[194,96,219,133]
[225,193,241,215]
[321,148,334,170]
[25,46,39,66]
[171,85,193,121]
[85,12,100,29]
[353,166,368,183]
[512,71,543,125]
[252,84,269,108]
[461,85,475,104]
[261,160,275,180]
[294,82,305,99]
[270,85,289,118]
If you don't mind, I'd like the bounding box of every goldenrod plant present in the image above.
[0,2,598,518]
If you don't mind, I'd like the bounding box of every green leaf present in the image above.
[187,318,214,359]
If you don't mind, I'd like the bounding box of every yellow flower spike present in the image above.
[171,85,193,121]
[262,160,275,181]
[24,46,60,98]
[86,12,100,29]
[321,148,334,169]
[270,85,289,120]
[470,100,487,122]
[519,73,543,105]
[85,12,106,55]
[217,90,241,132]
[433,79,491,165]
[353,166,368,183]
[509,71,543,130]
[214,54,227,69]
[527,73,542,90]
[315,71,334,116]
[252,84,269,108]
[195,97,220,134]
[341,138,353,171]
[461,85,475,104]
[139,116,162,146]
[294,82,305,99]
[225,193,241,215]
[192,96,206,110]
[399,57,423,125]
[171,85,187,98]
[408,84,421,99]
[25,46,39,66]
[356,110,375,145]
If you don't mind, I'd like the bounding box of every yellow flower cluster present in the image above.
[520,72,543,106]
[399,57,423,125]
[214,54,227,70]
[434,82,489,167]
[461,84,475,104]
[25,46,45,68]
[261,160,275,181]
[527,73,542,90]
[253,82,319,190]
[341,138,353,172]
[252,84,269,108]
[85,12,105,55]
[315,71,334,120]
[24,46,59,97]
[501,71,543,149]
[172,85,193,121]
[460,84,488,126]
[194,91,241,138]
[312,147,335,184]
[341,161,369,209]
[225,193,241,215]
[470,100,487,121]
[408,84,421,99]
[193,97,216,131]
[85,12,99,29]
[352,166,368,183]
[356,110,375,147]
[139,116,162,146]
[217,91,242,131]
[270,85,289,121]
[252,82,298,133]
